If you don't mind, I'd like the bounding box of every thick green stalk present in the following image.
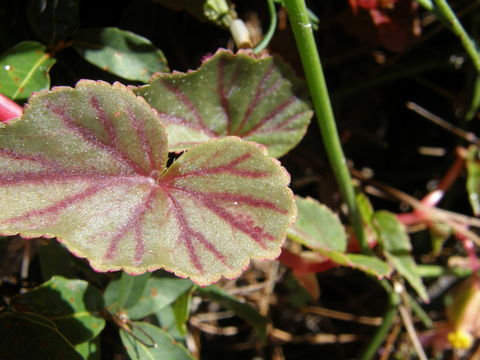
[283,0,368,251]
[433,0,480,74]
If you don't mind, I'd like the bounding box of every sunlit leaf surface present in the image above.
[0,81,295,285]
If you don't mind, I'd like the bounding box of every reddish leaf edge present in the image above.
[0,83,297,285]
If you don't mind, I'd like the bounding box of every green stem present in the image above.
[433,0,480,74]
[254,0,278,53]
[283,0,368,252]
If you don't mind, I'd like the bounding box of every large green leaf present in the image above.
[0,312,82,360]
[10,276,105,345]
[0,41,56,102]
[120,321,194,360]
[373,211,428,301]
[135,49,312,158]
[0,80,296,285]
[74,27,168,82]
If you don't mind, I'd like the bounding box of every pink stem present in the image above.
[0,94,23,122]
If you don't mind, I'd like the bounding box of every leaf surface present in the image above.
[0,81,296,285]
[74,27,168,82]
[120,321,194,360]
[466,146,480,216]
[10,276,105,345]
[0,41,56,102]
[135,49,312,157]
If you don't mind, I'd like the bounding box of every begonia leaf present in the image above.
[135,49,312,158]
[0,80,295,285]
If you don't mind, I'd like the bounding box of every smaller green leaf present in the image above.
[120,321,194,360]
[287,196,347,252]
[466,146,480,216]
[197,284,267,341]
[75,337,101,360]
[0,312,82,360]
[0,41,56,101]
[10,276,105,345]
[38,240,75,280]
[373,211,429,302]
[73,27,168,82]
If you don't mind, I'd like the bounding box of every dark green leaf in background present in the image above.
[10,276,105,345]
[27,0,80,45]
[120,321,194,360]
[0,41,56,102]
[0,312,82,360]
[73,27,168,82]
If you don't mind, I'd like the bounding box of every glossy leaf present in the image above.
[373,210,428,301]
[197,284,267,341]
[120,321,194,360]
[10,276,105,345]
[0,312,82,360]
[0,41,56,102]
[73,27,168,82]
[0,80,296,285]
[287,196,347,252]
[466,146,480,216]
[116,272,151,311]
[135,49,312,157]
